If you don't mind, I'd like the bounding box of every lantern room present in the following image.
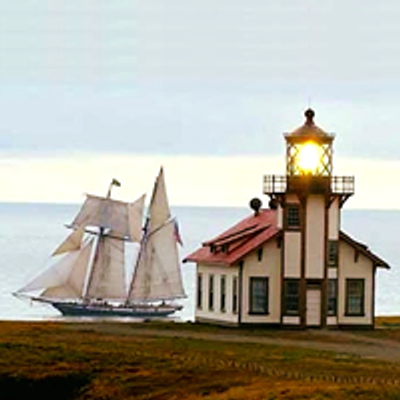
[264,109,354,203]
[285,108,334,177]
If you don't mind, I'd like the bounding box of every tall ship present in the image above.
[14,168,186,318]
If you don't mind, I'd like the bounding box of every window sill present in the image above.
[285,226,301,231]
[248,312,270,316]
[345,313,365,317]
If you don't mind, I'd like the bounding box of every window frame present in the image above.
[249,277,269,315]
[220,275,226,312]
[345,278,365,316]
[197,273,203,309]
[283,279,300,316]
[208,274,214,311]
[327,279,338,316]
[285,204,301,230]
[232,276,238,314]
[328,240,339,267]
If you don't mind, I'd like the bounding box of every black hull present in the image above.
[51,302,181,318]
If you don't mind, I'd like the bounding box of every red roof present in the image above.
[183,209,280,266]
[183,208,390,269]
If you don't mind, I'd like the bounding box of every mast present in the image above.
[82,179,121,301]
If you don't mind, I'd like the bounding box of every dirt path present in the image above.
[74,324,400,363]
[142,329,400,362]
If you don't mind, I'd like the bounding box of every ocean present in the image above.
[0,203,398,321]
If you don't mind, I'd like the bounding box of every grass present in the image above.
[1,320,400,399]
[356,316,400,342]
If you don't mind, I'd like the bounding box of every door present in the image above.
[306,288,321,326]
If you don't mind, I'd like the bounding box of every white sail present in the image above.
[52,226,85,256]
[128,168,185,302]
[128,194,145,242]
[71,195,134,239]
[148,167,171,232]
[85,235,126,300]
[18,239,94,299]
[128,220,185,301]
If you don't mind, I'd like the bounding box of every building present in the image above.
[184,109,390,329]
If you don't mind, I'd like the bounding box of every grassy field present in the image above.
[2,319,400,399]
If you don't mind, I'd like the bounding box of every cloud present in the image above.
[0,85,399,160]
[0,2,399,160]
[2,1,400,84]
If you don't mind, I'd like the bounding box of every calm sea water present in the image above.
[0,203,398,321]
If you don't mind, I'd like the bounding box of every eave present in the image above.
[340,231,390,269]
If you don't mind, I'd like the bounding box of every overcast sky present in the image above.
[1,1,400,206]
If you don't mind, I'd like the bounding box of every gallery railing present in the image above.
[263,175,355,196]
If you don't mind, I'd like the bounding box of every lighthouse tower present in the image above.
[264,109,355,328]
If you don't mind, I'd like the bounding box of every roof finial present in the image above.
[304,108,315,125]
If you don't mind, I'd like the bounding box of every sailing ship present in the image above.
[14,168,186,318]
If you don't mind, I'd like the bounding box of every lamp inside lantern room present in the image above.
[295,141,323,175]
[285,109,334,178]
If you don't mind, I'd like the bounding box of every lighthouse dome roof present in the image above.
[285,109,334,143]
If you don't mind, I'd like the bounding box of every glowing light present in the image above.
[296,142,322,174]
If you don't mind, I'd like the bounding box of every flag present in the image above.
[173,219,183,246]
[112,178,121,187]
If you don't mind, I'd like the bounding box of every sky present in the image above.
[1,1,400,208]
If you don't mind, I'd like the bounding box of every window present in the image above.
[286,204,300,229]
[208,275,214,311]
[327,279,337,316]
[346,279,364,316]
[232,276,238,314]
[328,241,338,267]
[220,275,226,312]
[249,277,269,314]
[284,279,300,315]
[197,274,202,309]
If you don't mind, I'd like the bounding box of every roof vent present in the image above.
[249,198,262,216]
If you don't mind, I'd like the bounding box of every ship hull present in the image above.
[51,301,182,318]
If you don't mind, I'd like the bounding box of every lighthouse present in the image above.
[185,110,389,329]
[265,109,355,328]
